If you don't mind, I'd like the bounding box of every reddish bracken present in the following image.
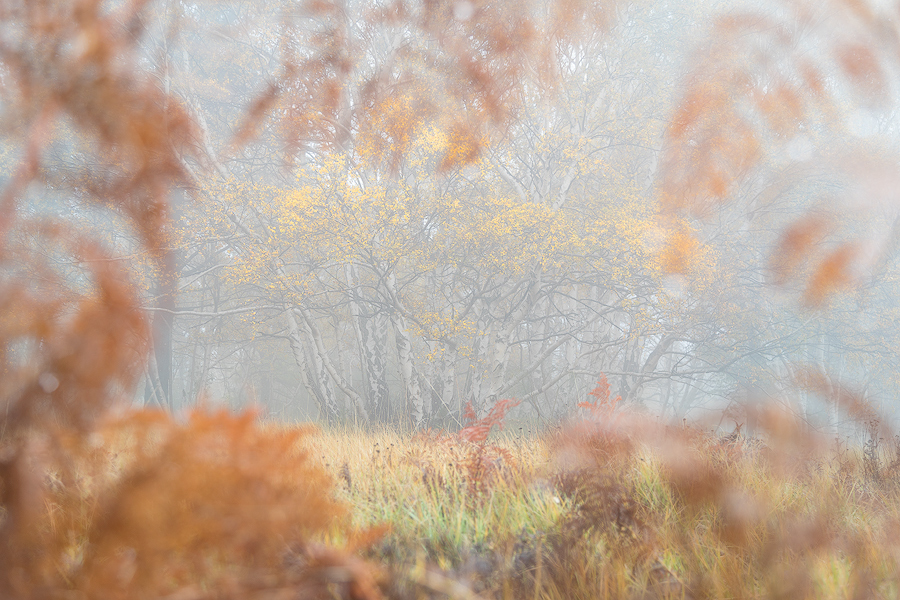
[577,373,622,421]
[458,398,521,443]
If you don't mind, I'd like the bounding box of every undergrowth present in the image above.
[5,352,900,599]
[298,385,900,599]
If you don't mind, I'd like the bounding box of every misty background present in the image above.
[5,0,900,435]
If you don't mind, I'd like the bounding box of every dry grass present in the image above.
[4,400,900,599]
[290,409,900,599]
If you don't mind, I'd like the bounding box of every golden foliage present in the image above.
[658,224,700,276]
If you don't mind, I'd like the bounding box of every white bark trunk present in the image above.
[384,272,426,427]
[286,308,337,421]
[345,263,390,420]
[481,269,542,411]
[291,306,369,422]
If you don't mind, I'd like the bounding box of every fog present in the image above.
[7,0,900,437]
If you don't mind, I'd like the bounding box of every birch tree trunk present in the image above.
[294,306,369,422]
[345,263,391,421]
[482,269,542,410]
[383,272,427,427]
[286,307,339,422]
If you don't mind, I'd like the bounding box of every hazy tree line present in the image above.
[6,0,900,432]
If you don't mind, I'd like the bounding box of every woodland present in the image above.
[3,0,900,598]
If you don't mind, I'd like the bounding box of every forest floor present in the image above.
[304,419,900,599]
[12,408,900,600]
